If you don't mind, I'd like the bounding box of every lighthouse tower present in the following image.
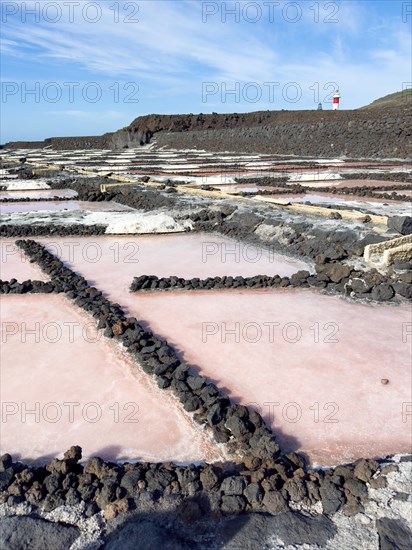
[333,90,341,110]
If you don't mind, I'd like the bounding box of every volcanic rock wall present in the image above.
[4,134,113,151]
[110,107,411,158]
[4,107,411,158]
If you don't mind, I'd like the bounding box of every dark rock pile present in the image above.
[0,446,394,519]
[130,273,302,292]
[0,196,73,203]
[0,279,61,294]
[129,265,411,302]
[341,172,412,183]
[0,224,107,237]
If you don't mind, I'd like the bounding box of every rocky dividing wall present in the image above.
[111,107,411,158]
[152,111,411,158]
[4,107,411,158]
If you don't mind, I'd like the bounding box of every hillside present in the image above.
[360,89,412,109]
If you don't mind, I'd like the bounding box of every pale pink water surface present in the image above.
[15,234,411,466]
[0,201,134,214]
[0,189,78,200]
[0,295,223,464]
[0,239,49,282]
[37,233,309,305]
[120,289,411,467]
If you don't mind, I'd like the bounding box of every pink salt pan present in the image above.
[0,295,223,464]
[0,189,78,200]
[0,239,49,282]
[36,233,309,306]
[122,289,411,467]
[0,201,134,214]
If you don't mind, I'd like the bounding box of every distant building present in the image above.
[317,102,323,110]
[333,90,341,110]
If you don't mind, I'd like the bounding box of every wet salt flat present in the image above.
[1,240,50,282]
[0,201,134,214]
[0,295,223,464]
[0,189,78,200]
[127,289,412,467]
[37,233,309,305]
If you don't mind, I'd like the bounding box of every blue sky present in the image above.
[1,0,411,142]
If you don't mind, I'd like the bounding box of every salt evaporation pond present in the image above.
[6,233,410,466]
[0,201,134,214]
[0,295,223,464]
[1,239,50,282]
[128,289,412,467]
[0,189,78,200]
[37,233,309,305]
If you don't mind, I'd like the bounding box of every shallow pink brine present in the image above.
[0,295,224,464]
[124,288,411,467]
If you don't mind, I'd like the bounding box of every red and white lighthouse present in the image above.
[333,90,341,110]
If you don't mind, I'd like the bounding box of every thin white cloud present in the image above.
[2,0,410,110]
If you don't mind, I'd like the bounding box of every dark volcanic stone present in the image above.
[221,476,247,496]
[387,215,412,235]
[120,469,143,494]
[351,278,372,294]
[318,262,351,283]
[377,518,412,550]
[244,483,263,506]
[0,453,13,472]
[393,282,412,299]
[200,465,221,491]
[344,478,368,499]
[0,516,80,550]
[371,284,394,301]
[0,468,14,491]
[44,473,63,494]
[353,459,379,482]
[283,477,307,502]
[319,479,345,515]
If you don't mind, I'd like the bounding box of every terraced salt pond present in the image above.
[0,241,50,282]
[0,295,222,464]
[0,201,134,214]
[24,233,411,467]
[130,289,412,467]
[36,233,308,300]
[1,233,304,463]
[0,189,78,200]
